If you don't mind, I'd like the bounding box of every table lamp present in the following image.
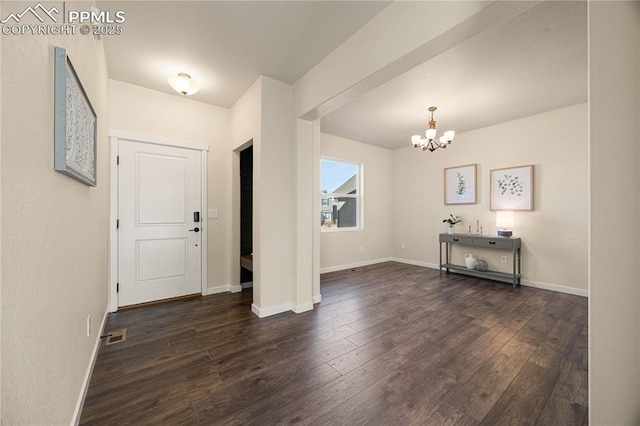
[496,211,514,237]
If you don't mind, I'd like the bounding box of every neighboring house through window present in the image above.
[320,157,362,230]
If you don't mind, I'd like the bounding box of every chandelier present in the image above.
[411,106,455,152]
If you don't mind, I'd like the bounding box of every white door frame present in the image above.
[109,130,209,313]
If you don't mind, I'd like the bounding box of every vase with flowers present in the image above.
[443,214,462,234]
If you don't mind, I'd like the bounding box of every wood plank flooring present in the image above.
[80,262,588,425]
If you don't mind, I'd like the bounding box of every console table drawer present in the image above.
[473,238,514,249]
[439,234,473,245]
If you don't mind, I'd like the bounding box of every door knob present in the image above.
[189,227,200,233]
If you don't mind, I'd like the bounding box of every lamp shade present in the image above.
[496,211,515,228]
[168,73,200,96]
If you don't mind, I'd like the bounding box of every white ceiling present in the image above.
[321,0,588,149]
[99,1,587,150]
[99,1,391,108]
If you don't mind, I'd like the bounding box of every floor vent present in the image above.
[104,329,127,345]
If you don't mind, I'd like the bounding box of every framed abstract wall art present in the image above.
[54,46,97,186]
[490,165,534,211]
[444,164,477,204]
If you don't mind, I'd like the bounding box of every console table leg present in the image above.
[517,248,521,285]
[512,249,516,288]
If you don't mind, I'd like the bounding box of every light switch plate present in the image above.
[208,208,218,219]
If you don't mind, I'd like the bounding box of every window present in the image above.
[321,157,362,230]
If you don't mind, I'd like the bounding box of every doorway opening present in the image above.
[239,145,253,288]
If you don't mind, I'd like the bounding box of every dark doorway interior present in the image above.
[240,145,253,285]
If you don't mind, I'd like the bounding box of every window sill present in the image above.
[321,227,363,233]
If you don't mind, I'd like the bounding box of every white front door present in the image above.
[118,140,203,307]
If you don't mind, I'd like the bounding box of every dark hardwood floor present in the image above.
[80,262,588,425]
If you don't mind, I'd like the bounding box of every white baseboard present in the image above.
[205,283,251,295]
[390,257,440,270]
[320,257,394,274]
[313,294,322,304]
[205,285,231,295]
[251,300,315,318]
[293,302,314,313]
[391,256,589,298]
[251,303,292,318]
[72,306,108,425]
[520,279,588,297]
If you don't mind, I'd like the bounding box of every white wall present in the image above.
[109,80,231,291]
[320,133,393,271]
[0,2,4,419]
[258,78,296,311]
[589,2,640,423]
[392,104,588,294]
[230,76,305,316]
[1,8,109,423]
[294,119,315,307]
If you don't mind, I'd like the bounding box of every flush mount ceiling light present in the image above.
[168,73,200,96]
[411,106,455,152]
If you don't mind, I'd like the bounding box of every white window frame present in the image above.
[320,156,363,232]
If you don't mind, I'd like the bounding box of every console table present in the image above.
[439,233,521,287]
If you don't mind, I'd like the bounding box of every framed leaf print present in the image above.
[490,165,533,211]
[444,164,477,204]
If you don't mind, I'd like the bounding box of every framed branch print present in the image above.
[490,165,534,211]
[54,46,97,186]
[444,164,477,204]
